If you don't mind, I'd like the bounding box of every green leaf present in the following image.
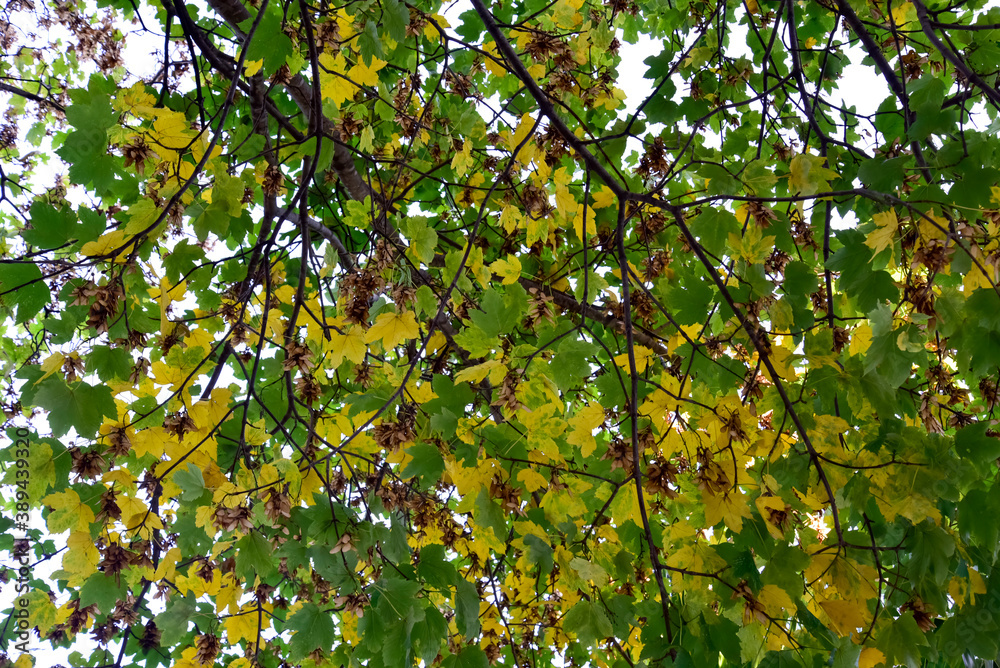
[155,596,196,646]
[411,605,448,665]
[474,487,507,543]
[958,484,1000,549]
[173,463,206,502]
[875,613,929,668]
[955,422,1000,464]
[358,20,385,64]
[469,285,528,338]
[23,202,78,249]
[0,261,50,324]
[551,338,597,393]
[400,442,445,484]
[376,576,422,620]
[417,544,458,587]
[563,600,613,647]
[239,7,294,76]
[234,531,274,581]
[443,645,489,668]
[344,197,372,228]
[285,602,337,661]
[79,574,128,613]
[87,345,133,381]
[382,0,409,43]
[404,216,439,264]
[689,208,739,256]
[906,523,955,587]
[664,274,714,325]
[454,578,481,640]
[33,379,116,438]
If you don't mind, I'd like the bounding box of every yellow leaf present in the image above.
[35,352,65,384]
[566,402,605,458]
[24,588,57,636]
[970,568,987,599]
[591,185,616,209]
[150,276,186,336]
[490,255,522,284]
[758,584,796,617]
[454,359,505,385]
[80,229,129,260]
[702,487,752,532]
[819,599,866,636]
[189,388,233,430]
[348,56,387,88]
[788,153,839,196]
[153,547,182,582]
[124,509,163,539]
[508,112,537,162]
[811,415,849,452]
[517,468,548,492]
[195,504,216,529]
[916,208,949,241]
[326,325,367,367]
[755,495,789,539]
[365,311,420,349]
[864,209,898,255]
[765,344,798,381]
[224,605,260,644]
[665,542,727,590]
[525,215,549,246]
[554,167,575,211]
[14,654,33,668]
[131,427,171,459]
[571,202,598,243]
[62,531,99,585]
[183,327,215,354]
[728,224,775,264]
[891,1,915,26]
[216,574,243,614]
[451,138,474,176]
[500,205,523,233]
[318,52,354,106]
[244,58,263,76]
[543,482,590,524]
[613,345,654,373]
[963,261,996,293]
[859,647,886,668]
[42,490,96,533]
[552,0,583,28]
[850,323,872,356]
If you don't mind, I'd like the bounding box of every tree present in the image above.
[4,0,1000,663]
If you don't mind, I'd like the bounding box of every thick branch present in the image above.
[203,0,397,235]
[0,81,64,112]
[470,0,625,197]
[275,207,356,271]
[913,0,1000,110]
[519,277,669,356]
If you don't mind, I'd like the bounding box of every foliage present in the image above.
[3,0,1000,665]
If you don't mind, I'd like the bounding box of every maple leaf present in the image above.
[365,310,420,349]
[864,209,899,255]
[702,488,753,533]
[787,153,840,196]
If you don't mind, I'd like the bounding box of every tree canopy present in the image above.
[4,0,1000,665]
